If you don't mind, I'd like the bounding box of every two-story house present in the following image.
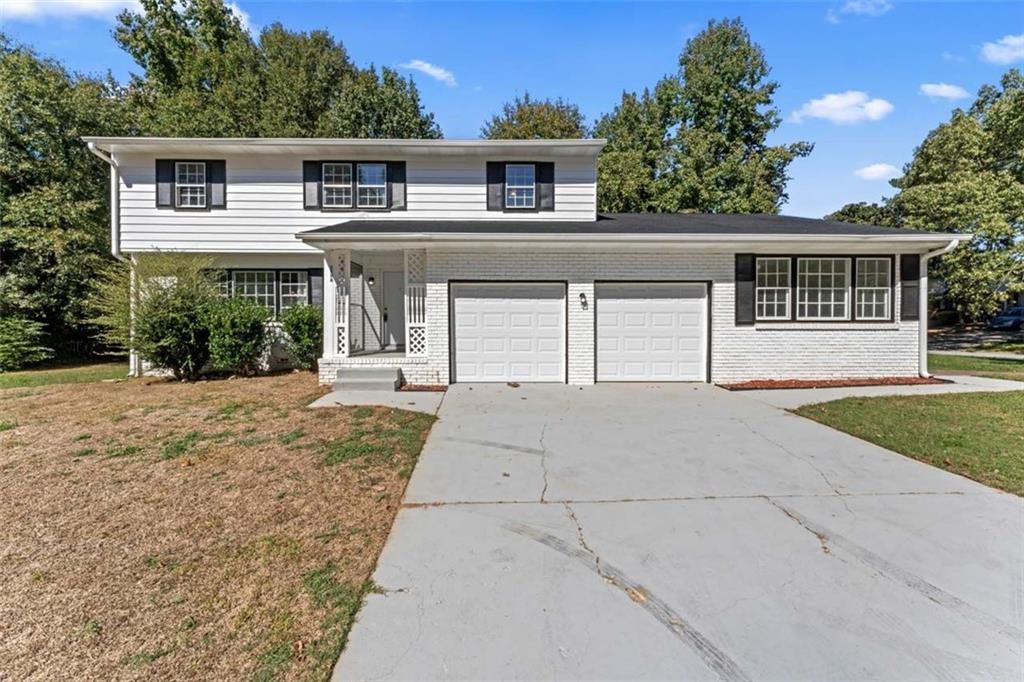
[83,137,967,386]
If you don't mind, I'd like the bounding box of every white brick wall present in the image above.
[319,250,920,385]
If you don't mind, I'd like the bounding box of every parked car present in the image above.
[988,307,1024,331]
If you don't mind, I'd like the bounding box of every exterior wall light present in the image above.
[579,292,588,309]
[367,276,375,286]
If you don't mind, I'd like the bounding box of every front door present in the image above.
[383,271,406,348]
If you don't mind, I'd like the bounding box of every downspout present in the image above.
[919,238,963,377]
[86,142,123,261]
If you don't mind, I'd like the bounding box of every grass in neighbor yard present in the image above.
[0,372,434,681]
[978,339,1024,355]
[928,352,1024,382]
[796,391,1024,496]
[0,361,127,389]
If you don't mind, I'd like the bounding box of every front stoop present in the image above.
[333,367,401,392]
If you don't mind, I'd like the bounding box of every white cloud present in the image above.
[398,59,457,88]
[0,0,138,20]
[942,51,966,63]
[980,34,1024,65]
[225,1,251,33]
[854,163,899,180]
[790,91,894,124]
[826,0,892,23]
[919,82,969,100]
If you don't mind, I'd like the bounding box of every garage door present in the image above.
[596,283,708,382]
[451,283,566,383]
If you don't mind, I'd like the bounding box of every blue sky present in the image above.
[3,1,1022,217]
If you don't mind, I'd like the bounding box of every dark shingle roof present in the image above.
[302,213,942,237]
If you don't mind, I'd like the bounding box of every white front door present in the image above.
[451,283,566,383]
[596,282,708,381]
[383,271,405,348]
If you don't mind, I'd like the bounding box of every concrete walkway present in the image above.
[334,383,1022,681]
[308,388,446,415]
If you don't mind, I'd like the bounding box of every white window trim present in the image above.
[232,270,277,316]
[356,163,387,209]
[175,161,206,208]
[279,270,309,310]
[755,257,791,321]
[505,163,536,209]
[855,258,892,321]
[322,162,353,208]
[796,257,852,322]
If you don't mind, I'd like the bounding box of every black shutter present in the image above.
[303,161,321,210]
[735,254,756,325]
[486,162,504,211]
[387,161,406,210]
[207,160,226,209]
[900,254,920,321]
[156,159,174,208]
[537,162,555,211]
[309,269,324,308]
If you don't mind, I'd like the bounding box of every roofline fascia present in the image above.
[296,231,971,245]
[81,136,608,152]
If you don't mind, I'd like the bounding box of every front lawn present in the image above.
[0,372,434,680]
[928,352,1024,382]
[978,339,1024,355]
[796,391,1024,496]
[0,361,128,389]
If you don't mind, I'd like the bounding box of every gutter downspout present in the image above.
[919,238,963,377]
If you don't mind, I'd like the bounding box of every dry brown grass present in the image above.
[0,372,435,681]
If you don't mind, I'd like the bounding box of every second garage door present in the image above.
[596,282,708,382]
[451,283,566,383]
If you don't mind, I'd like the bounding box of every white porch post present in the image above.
[404,249,427,356]
[323,250,351,357]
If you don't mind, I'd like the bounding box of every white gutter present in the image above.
[86,142,123,260]
[297,231,964,245]
[919,237,966,377]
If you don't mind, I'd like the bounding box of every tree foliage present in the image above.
[0,317,53,372]
[481,93,588,140]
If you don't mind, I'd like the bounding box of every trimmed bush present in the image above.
[0,317,53,371]
[280,304,322,370]
[207,297,271,376]
[134,282,214,381]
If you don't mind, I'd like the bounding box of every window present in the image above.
[357,163,387,208]
[322,163,353,208]
[232,271,276,313]
[797,258,850,320]
[280,271,309,310]
[856,258,891,320]
[175,162,206,208]
[505,164,535,208]
[755,258,791,320]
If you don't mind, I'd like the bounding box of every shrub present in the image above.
[92,254,220,381]
[0,317,53,371]
[280,304,322,370]
[207,297,271,376]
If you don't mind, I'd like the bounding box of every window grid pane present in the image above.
[797,258,849,320]
[755,258,791,320]
[505,164,536,208]
[322,163,353,207]
[175,162,206,207]
[357,163,387,208]
[280,271,308,310]
[232,271,276,314]
[856,258,891,319]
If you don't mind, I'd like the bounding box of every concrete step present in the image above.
[333,367,401,392]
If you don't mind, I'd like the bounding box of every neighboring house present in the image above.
[84,137,968,386]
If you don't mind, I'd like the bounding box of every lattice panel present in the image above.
[407,326,427,356]
[405,250,426,285]
[336,325,346,355]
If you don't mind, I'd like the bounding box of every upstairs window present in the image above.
[797,258,850,321]
[505,164,535,209]
[322,163,353,208]
[755,258,791,320]
[357,163,387,208]
[175,162,206,208]
[280,271,309,310]
[856,258,892,320]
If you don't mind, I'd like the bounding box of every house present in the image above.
[83,137,968,386]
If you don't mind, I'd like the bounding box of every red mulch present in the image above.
[719,376,951,391]
[399,384,448,392]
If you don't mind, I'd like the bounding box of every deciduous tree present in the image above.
[481,93,588,139]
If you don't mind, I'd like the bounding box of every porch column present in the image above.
[404,249,427,356]
[323,250,351,357]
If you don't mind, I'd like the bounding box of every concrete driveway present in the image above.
[335,384,1022,681]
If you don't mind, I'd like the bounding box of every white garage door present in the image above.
[451,283,566,383]
[596,283,708,382]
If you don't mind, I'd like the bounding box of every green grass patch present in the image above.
[122,647,172,668]
[161,431,202,460]
[105,444,143,459]
[0,420,16,432]
[301,563,372,679]
[796,390,1024,495]
[978,339,1024,354]
[72,448,97,458]
[277,428,305,445]
[929,353,1024,382]
[0,362,126,390]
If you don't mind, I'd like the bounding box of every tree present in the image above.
[324,66,441,139]
[0,36,133,357]
[593,88,669,212]
[482,93,588,139]
[825,201,900,227]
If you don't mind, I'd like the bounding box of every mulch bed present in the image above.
[719,376,951,391]
[399,384,448,392]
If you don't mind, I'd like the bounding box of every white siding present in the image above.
[319,251,919,386]
[116,152,597,253]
